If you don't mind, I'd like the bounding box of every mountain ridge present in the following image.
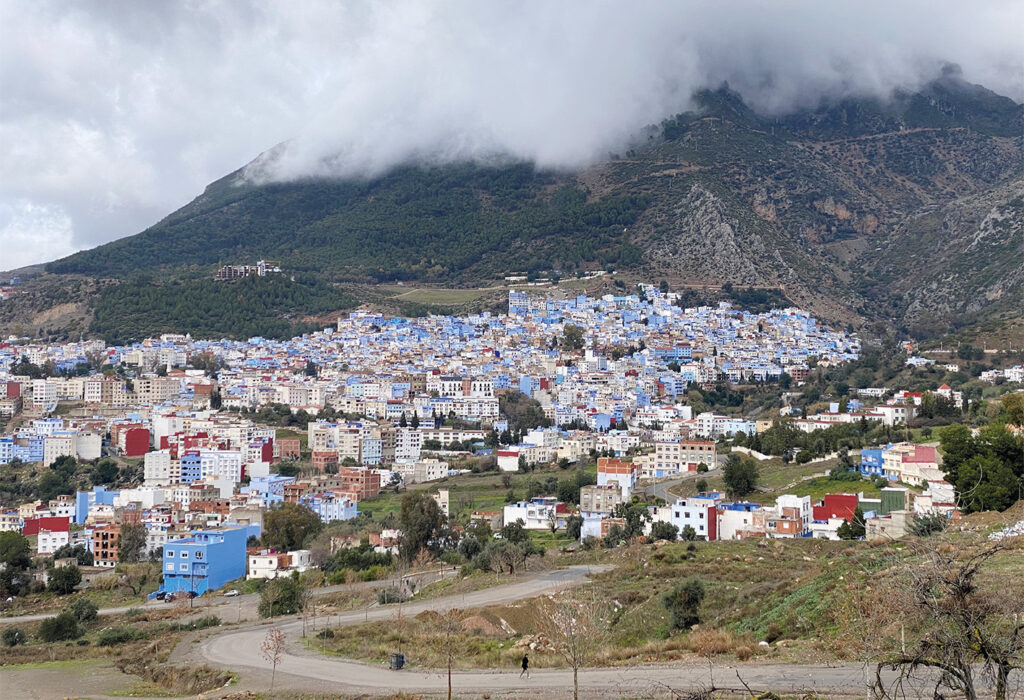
[34,73,1024,341]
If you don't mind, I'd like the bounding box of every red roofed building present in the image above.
[812,493,858,523]
[22,515,70,536]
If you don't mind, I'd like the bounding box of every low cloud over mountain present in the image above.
[2,0,1021,267]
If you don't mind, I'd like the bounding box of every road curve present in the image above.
[193,565,966,698]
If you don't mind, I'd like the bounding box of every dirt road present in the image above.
[190,565,992,698]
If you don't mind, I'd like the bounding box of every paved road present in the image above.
[190,564,998,698]
[0,567,458,624]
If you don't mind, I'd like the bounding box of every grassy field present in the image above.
[357,463,596,523]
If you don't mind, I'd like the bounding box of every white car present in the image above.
[224,589,241,597]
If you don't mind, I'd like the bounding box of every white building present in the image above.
[503,497,568,531]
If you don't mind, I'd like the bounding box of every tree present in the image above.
[258,575,306,618]
[837,506,866,540]
[46,564,82,595]
[663,578,705,630]
[68,597,98,623]
[261,626,287,693]
[939,424,1024,513]
[439,608,462,700]
[38,611,83,642]
[561,324,585,351]
[679,524,698,541]
[612,501,652,539]
[410,412,420,429]
[871,536,1024,700]
[398,491,446,562]
[722,454,759,498]
[116,563,154,596]
[91,458,119,485]
[694,478,709,494]
[566,513,583,540]
[539,590,606,700]
[650,521,678,542]
[0,531,31,570]
[262,502,323,552]
[117,522,148,564]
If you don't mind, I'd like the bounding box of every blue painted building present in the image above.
[158,524,260,597]
[859,447,887,478]
[75,486,119,525]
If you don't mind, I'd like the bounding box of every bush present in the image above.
[735,645,753,661]
[38,611,84,642]
[662,578,705,630]
[650,521,678,542]
[167,615,220,632]
[377,588,409,605]
[97,625,146,646]
[316,628,335,639]
[46,564,82,595]
[2,627,27,646]
[68,597,98,623]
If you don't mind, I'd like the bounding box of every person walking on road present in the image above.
[520,653,530,678]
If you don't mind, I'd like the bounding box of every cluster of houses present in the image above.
[6,287,952,598]
[498,442,955,544]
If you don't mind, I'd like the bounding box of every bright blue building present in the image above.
[859,447,887,478]
[157,524,260,597]
[75,486,119,525]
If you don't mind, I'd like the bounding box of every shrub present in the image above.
[662,578,705,630]
[316,628,335,639]
[97,625,146,646]
[167,615,220,632]
[46,564,82,595]
[38,611,84,642]
[650,521,678,542]
[735,645,753,661]
[68,597,98,623]
[377,588,409,605]
[2,627,27,646]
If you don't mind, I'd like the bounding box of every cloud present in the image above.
[1,0,1021,268]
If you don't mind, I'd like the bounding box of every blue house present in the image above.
[75,486,119,525]
[859,447,887,478]
[157,524,260,597]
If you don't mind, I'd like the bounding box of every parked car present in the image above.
[224,589,240,597]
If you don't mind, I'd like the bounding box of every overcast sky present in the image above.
[1,1,1021,271]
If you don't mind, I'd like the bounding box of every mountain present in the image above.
[37,72,1024,341]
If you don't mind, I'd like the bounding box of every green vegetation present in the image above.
[262,502,323,552]
[662,578,706,630]
[90,274,356,344]
[721,454,759,498]
[258,574,308,618]
[50,163,648,284]
[939,424,1023,513]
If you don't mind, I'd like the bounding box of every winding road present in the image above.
[187,564,996,698]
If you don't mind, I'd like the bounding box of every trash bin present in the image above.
[389,653,405,670]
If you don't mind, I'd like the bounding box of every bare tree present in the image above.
[261,626,286,692]
[539,589,607,700]
[870,534,1024,700]
[438,608,463,700]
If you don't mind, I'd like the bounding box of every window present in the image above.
[195,551,203,560]
[179,563,187,571]
[180,551,188,558]
[165,550,173,557]
[166,563,174,571]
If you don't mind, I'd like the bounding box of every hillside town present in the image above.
[0,286,1017,598]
